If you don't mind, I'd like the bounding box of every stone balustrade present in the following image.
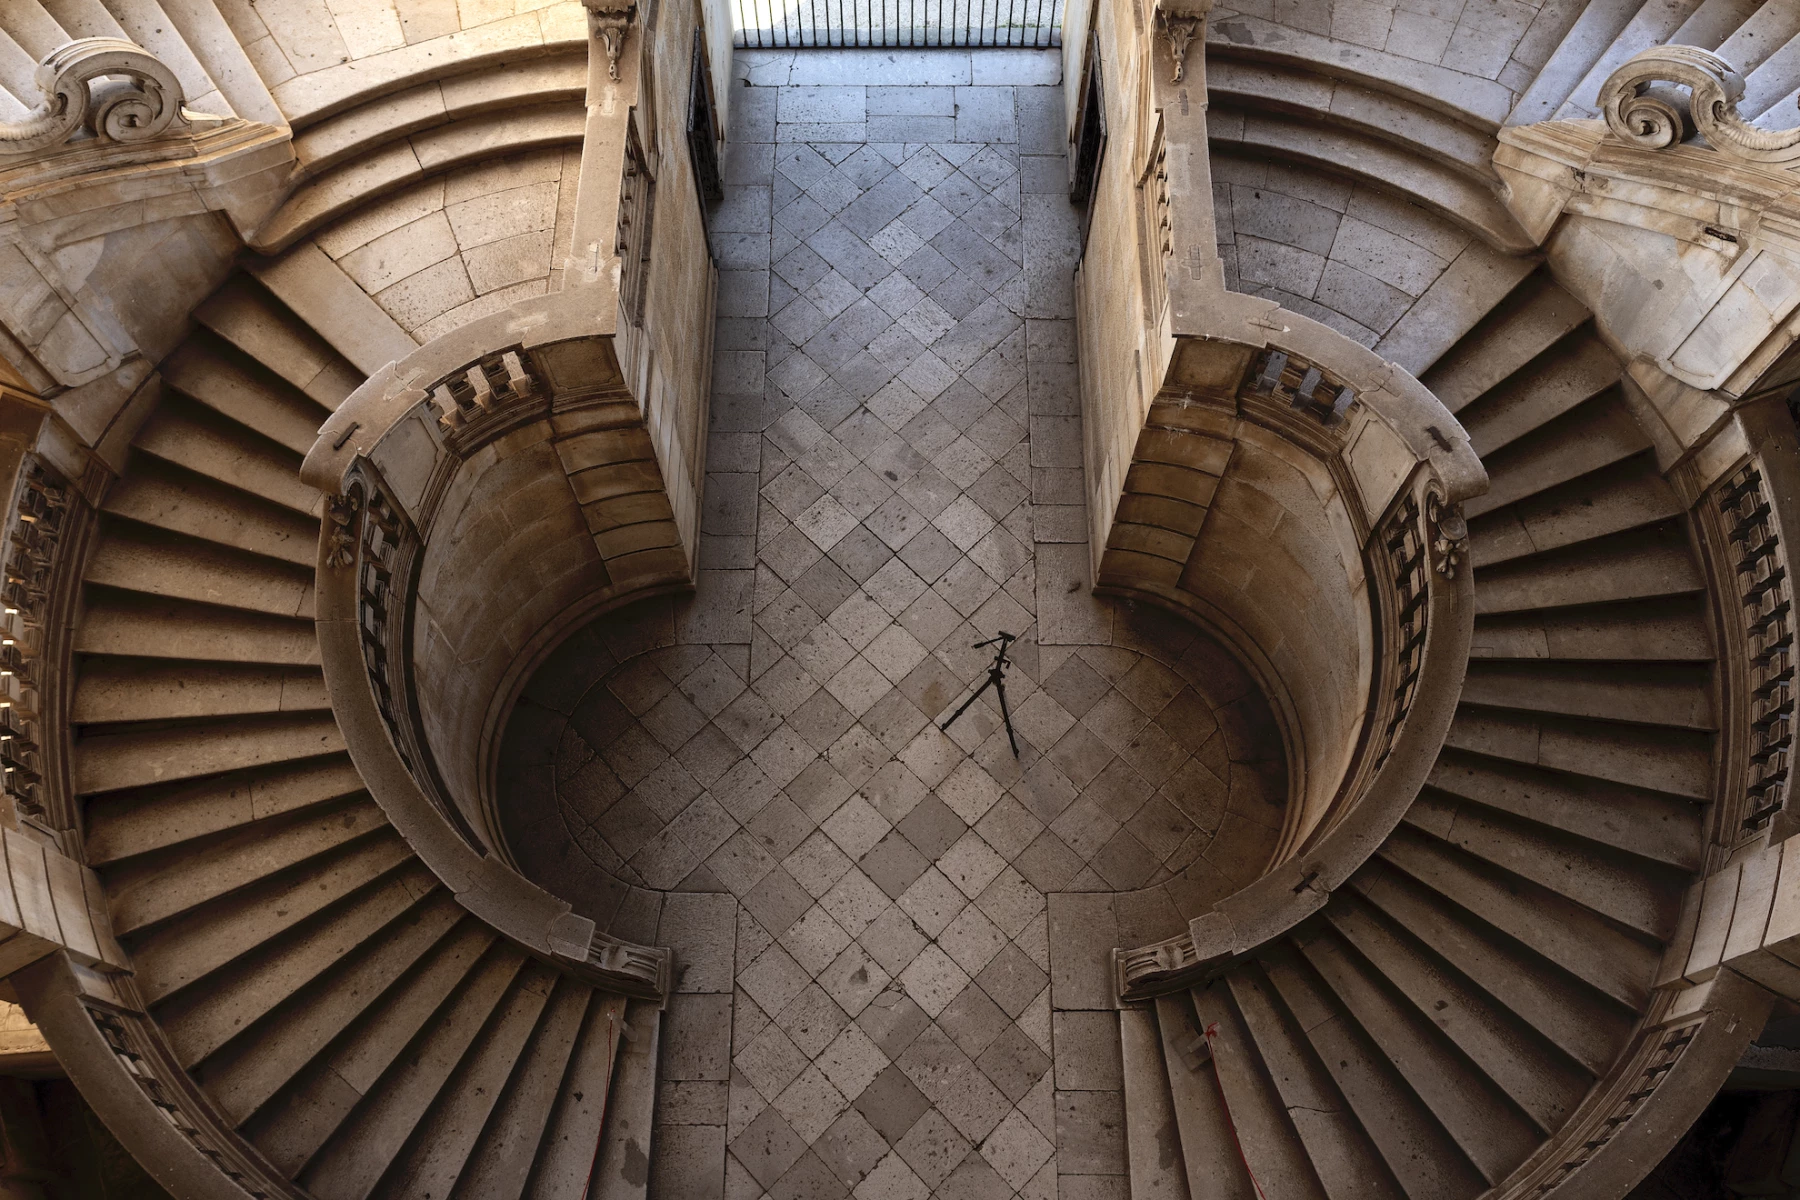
[308,289,697,998]
[1071,0,1484,1001]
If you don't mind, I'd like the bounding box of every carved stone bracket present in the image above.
[1156,0,1213,84]
[583,0,637,82]
[1425,489,1467,579]
[1599,45,1800,165]
[0,38,194,156]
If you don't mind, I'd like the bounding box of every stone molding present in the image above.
[1496,121,1800,406]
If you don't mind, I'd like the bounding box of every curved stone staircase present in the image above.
[1120,269,1726,1197]
[1512,0,1800,128]
[60,273,659,1200]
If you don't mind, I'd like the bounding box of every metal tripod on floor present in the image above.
[940,631,1020,757]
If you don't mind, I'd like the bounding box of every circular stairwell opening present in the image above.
[494,592,1288,947]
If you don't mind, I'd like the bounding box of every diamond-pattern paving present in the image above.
[499,53,1287,1200]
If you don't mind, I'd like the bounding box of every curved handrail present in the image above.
[1110,294,1482,1001]
[1114,464,1475,998]
[309,290,670,1000]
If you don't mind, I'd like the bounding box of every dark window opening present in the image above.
[1071,30,1106,251]
[688,29,723,232]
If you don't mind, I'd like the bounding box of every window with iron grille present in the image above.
[1071,31,1106,251]
[618,114,657,325]
[688,31,722,221]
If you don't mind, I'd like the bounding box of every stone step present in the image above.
[1121,1003,1192,1200]
[1458,658,1713,729]
[1225,966,1404,1200]
[104,456,321,566]
[1189,980,1330,1200]
[1289,922,1534,1186]
[1404,792,1682,940]
[159,862,446,1072]
[587,999,660,1200]
[1444,705,1712,801]
[196,898,471,1126]
[1456,331,1621,459]
[133,398,321,518]
[1419,275,1589,414]
[72,658,329,724]
[128,828,415,1005]
[1375,824,1658,1010]
[1558,0,1714,119]
[196,278,363,410]
[446,978,599,1200]
[87,521,315,619]
[1346,862,1633,1076]
[74,708,345,795]
[370,958,561,1200]
[84,754,366,866]
[1472,524,1704,616]
[1153,993,1250,1199]
[1463,397,1650,520]
[1470,594,1714,663]
[105,794,389,937]
[242,924,505,1177]
[1321,894,1593,1136]
[1426,747,1703,871]
[1469,452,1681,568]
[161,336,336,457]
[520,993,631,1200]
[76,591,321,667]
[1741,23,1800,118]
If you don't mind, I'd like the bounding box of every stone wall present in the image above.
[307,147,585,340]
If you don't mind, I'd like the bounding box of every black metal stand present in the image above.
[940,631,1020,757]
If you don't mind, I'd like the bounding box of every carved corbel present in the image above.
[1599,45,1800,165]
[1156,0,1214,84]
[1426,488,1468,579]
[0,38,198,155]
[583,0,637,82]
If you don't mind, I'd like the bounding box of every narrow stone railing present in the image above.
[1109,333,1480,1000]
[307,292,689,1000]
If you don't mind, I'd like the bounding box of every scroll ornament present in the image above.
[1599,44,1800,166]
[0,38,195,156]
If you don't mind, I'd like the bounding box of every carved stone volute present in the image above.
[0,39,197,156]
[1598,45,1800,165]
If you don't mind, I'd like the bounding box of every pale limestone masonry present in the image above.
[0,0,1792,1197]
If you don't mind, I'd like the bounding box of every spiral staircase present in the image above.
[0,0,1794,1196]
[34,271,662,1200]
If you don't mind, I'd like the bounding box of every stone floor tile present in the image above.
[859,906,931,979]
[815,1107,892,1191]
[738,1022,812,1103]
[786,833,857,901]
[896,868,967,940]
[734,1105,811,1188]
[982,1107,1055,1189]
[853,1063,933,1146]
[859,829,932,898]
[938,903,1008,976]
[818,941,893,1017]
[976,942,1050,1019]
[776,1064,852,1143]
[771,1149,851,1200]
[816,1020,890,1102]
[859,762,930,823]
[783,904,856,976]
[820,869,893,941]
[822,795,892,860]
[852,1151,930,1200]
[744,863,816,935]
[977,1022,1052,1103]
[895,1108,972,1188]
